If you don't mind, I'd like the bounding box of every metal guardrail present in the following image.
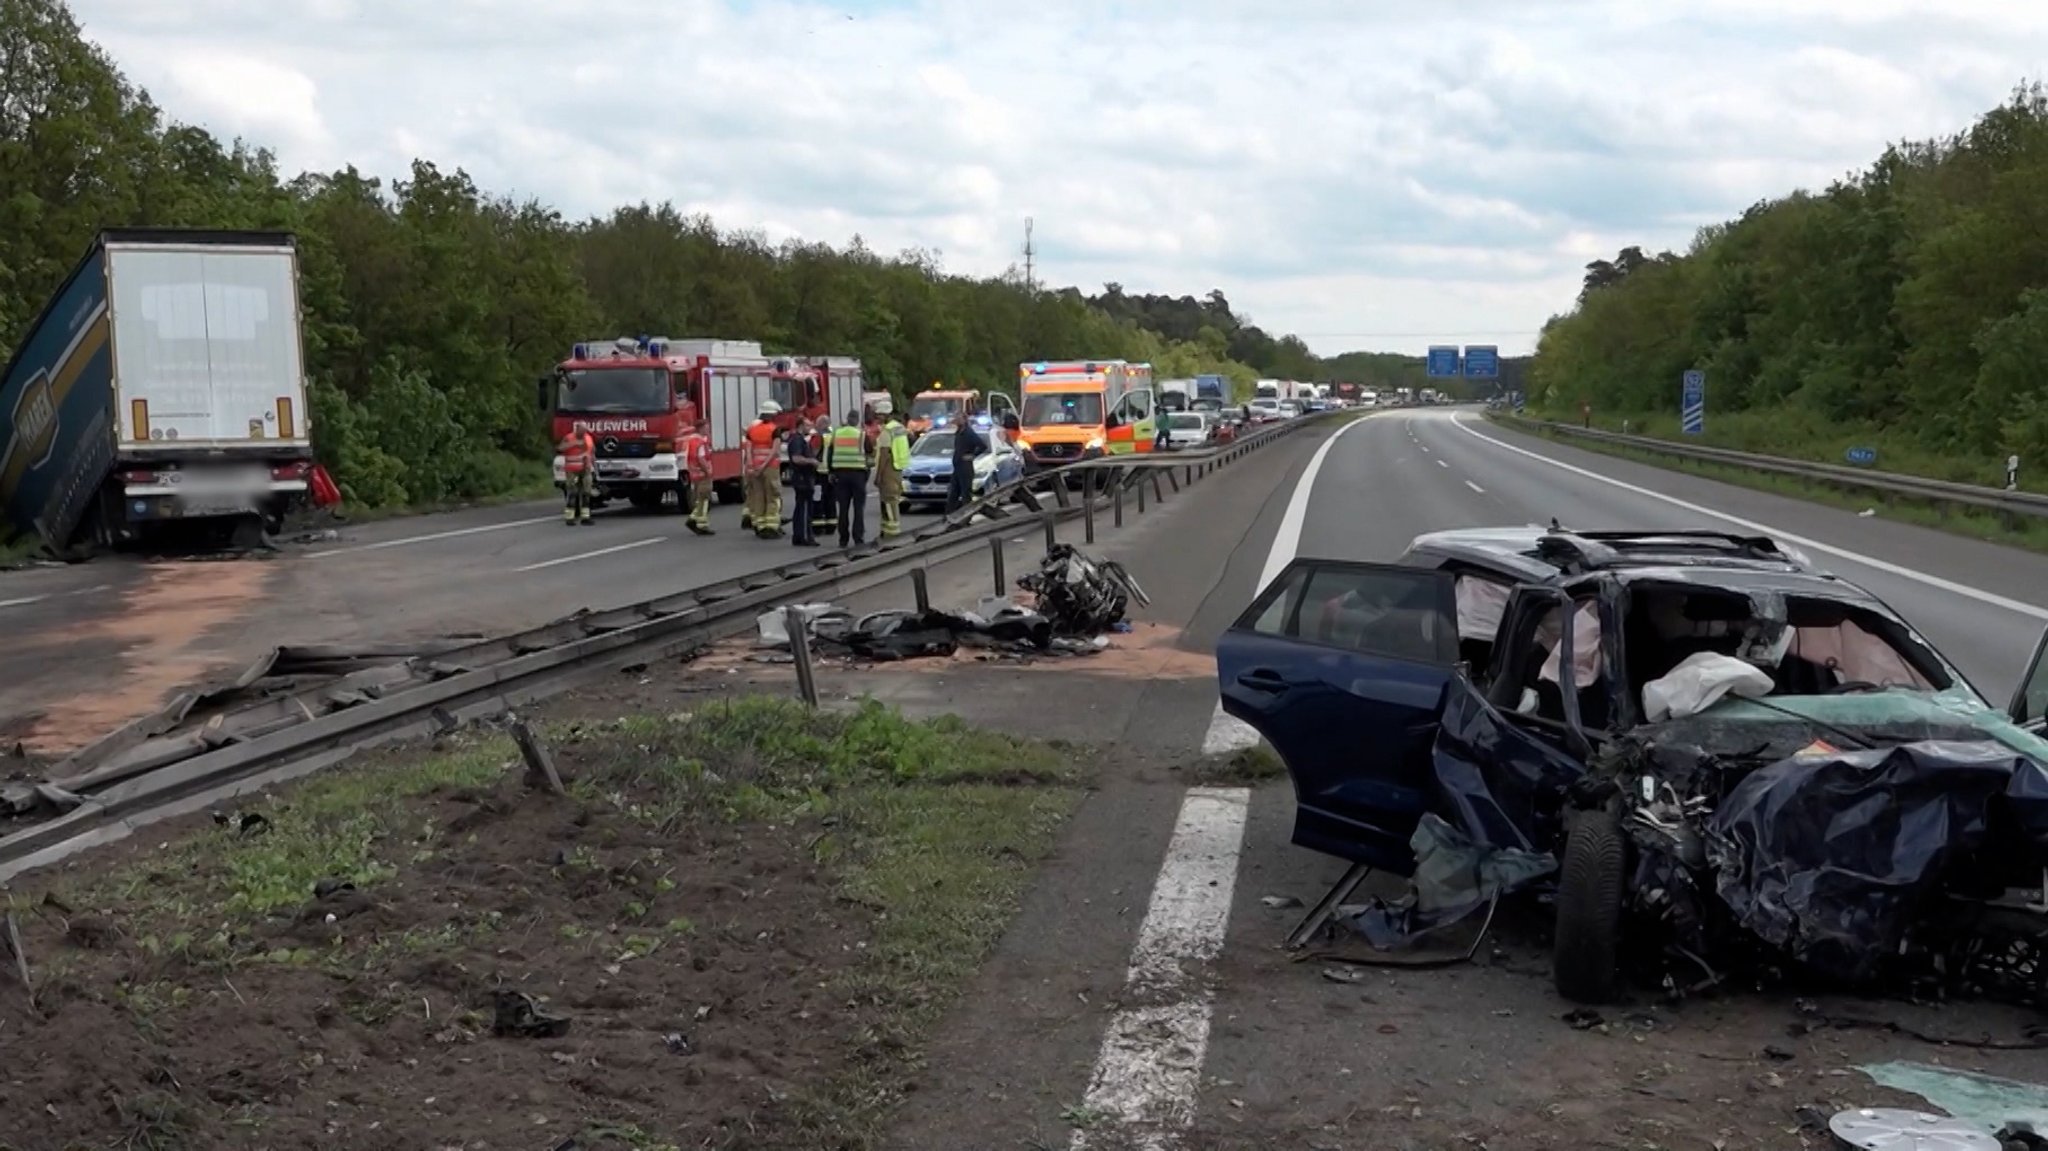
[0,410,1349,880]
[1496,414,2048,519]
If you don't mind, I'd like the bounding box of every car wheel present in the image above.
[1553,801,1626,1004]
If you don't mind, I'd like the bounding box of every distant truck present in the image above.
[0,228,316,553]
[1193,374,1228,406]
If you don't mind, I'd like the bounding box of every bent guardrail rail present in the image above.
[1493,414,2048,519]
[0,409,1357,879]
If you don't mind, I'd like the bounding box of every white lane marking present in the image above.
[304,514,559,558]
[1452,416,2048,621]
[1199,417,1382,754]
[1071,787,1250,1150]
[1419,445,1430,453]
[1465,480,1486,494]
[0,583,112,613]
[514,537,664,572]
[1437,459,1449,468]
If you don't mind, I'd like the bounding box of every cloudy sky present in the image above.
[66,0,2048,356]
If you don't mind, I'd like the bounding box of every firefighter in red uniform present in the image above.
[558,427,596,525]
[681,417,713,535]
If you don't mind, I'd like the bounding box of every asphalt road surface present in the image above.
[0,484,908,752]
[840,407,2048,1151]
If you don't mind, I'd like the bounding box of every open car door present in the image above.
[2009,625,2048,733]
[1216,559,1462,872]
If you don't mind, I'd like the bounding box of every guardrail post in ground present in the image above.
[509,716,568,796]
[1137,476,1147,514]
[911,567,930,612]
[1084,487,1096,543]
[1041,511,1057,551]
[989,536,1007,597]
[785,604,820,708]
[1152,472,1167,502]
[1114,482,1125,527]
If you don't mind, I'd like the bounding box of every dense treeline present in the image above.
[1530,83,2048,485]
[2,0,1361,511]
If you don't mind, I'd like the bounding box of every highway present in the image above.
[0,486,904,752]
[878,406,2048,1151]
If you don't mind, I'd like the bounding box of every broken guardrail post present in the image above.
[508,715,568,796]
[911,567,930,613]
[1041,511,1057,551]
[785,604,820,708]
[990,536,1007,597]
[1153,472,1167,502]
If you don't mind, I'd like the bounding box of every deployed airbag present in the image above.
[1641,651,1773,722]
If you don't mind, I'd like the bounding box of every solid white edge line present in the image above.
[1451,415,2048,621]
[514,537,665,572]
[0,595,46,610]
[1465,480,1486,494]
[1071,787,1250,1150]
[1198,416,1382,755]
[304,514,560,558]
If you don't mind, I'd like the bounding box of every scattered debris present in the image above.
[491,990,571,1039]
[1261,894,1304,910]
[1829,1108,2000,1150]
[751,544,1150,664]
[2,911,33,1009]
[1015,543,1150,635]
[1859,1062,2048,1136]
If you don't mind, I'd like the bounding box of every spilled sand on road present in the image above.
[12,562,273,754]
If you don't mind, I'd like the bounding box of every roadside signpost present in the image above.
[1463,345,1499,379]
[1512,390,1526,413]
[1845,447,1877,466]
[1426,346,1461,378]
[1681,370,1705,435]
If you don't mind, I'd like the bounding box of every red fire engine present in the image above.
[540,337,863,509]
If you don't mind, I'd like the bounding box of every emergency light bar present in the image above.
[570,336,678,360]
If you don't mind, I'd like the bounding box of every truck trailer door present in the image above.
[108,244,308,449]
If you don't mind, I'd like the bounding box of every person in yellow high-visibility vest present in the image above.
[824,409,871,548]
[873,398,911,537]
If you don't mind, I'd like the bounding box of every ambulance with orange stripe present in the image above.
[0,228,315,552]
[1012,359,1158,480]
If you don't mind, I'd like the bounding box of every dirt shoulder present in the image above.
[1,694,1088,1151]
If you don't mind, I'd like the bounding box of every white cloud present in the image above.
[67,0,2048,356]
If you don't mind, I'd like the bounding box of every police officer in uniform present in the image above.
[784,415,822,547]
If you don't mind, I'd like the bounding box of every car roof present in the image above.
[1403,525,1820,584]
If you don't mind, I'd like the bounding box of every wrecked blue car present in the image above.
[1217,527,2048,1005]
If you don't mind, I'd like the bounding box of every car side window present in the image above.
[1236,562,1456,665]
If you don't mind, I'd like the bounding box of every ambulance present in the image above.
[1012,359,1157,479]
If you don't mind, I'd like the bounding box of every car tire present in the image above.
[1553,801,1626,1005]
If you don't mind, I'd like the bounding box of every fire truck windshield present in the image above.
[1022,392,1103,426]
[557,367,670,413]
[909,395,962,422]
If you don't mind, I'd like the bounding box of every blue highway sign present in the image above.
[1463,345,1499,378]
[1845,446,1877,466]
[1426,346,1461,378]
[1681,370,1705,435]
